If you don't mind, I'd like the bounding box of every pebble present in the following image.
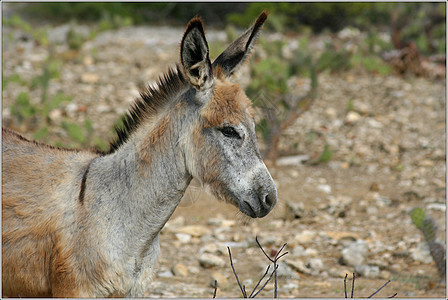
[341,240,369,267]
[294,230,316,243]
[211,272,228,288]
[49,108,63,122]
[317,184,332,194]
[174,233,192,244]
[411,242,433,264]
[176,225,211,237]
[355,264,380,278]
[207,218,235,227]
[81,72,100,84]
[276,262,301,279]
[198,253,226,268]
[282,282,299,290]
[285,259,313,275]
[307,258,324,271]
[284,201,305,220]
[242,278,253,287]
[304,248,318,257]
[292,245,305,257]
[427,203,446,212]
[157,268,174,278]
[345,111,362,124]
[172,263,189,277]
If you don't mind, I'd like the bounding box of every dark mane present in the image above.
[108,64,187,153]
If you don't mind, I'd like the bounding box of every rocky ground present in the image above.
[2,16,446,298]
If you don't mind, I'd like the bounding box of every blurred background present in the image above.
[2,2,446,298]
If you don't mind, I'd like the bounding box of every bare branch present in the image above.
[251,265,279,298]
[351,273,355,298]
[274,243,288,260]
[255,236,274,263]
[249,265,271,298]
[213,280,217,298]
[368,280,391,298]
[276,251,289,261]
[389,292,398,298]
[344,273,348,298]
[227,246,247,298]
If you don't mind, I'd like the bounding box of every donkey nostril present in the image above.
[260,191,276,209]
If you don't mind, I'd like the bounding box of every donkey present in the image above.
[2,11,276,297]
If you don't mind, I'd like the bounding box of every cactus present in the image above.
[410,208,446,281]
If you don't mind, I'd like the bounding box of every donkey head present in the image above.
[181,11,277,218]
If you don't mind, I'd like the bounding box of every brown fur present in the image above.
[2,128,101,297]
[139,113,172,164]
[202,77,252,128]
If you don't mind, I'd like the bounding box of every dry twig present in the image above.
[227,246,247,298]
[213,279,217,298]
[344,273,397,298]
[255,236,288,298]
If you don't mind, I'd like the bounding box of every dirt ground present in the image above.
[2,14,446,298]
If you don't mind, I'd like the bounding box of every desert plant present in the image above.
[410,208,446,281]
[247,36,352,164]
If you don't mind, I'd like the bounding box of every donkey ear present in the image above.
[181,17,213,91]
[212,10,268,77]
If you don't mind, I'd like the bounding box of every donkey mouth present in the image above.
[239,200,257,218]
[239,199,272,218]
[222,187,274,218]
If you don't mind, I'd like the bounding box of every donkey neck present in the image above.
[84,107,192,262]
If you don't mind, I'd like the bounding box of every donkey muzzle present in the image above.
[239,181,277,218]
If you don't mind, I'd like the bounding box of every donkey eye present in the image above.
[219,126,241,139]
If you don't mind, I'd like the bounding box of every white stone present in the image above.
[198,253,226,268]
[317,184,332,194]
[174,233,191,244]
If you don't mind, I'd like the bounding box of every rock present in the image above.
[207,217,235,227]
[325,107,338,118]
[83,56,94,66]
[292,245,305,257]
[49,108,63,122]
[211,271,228,288]
[355,265,380,278]
[307,258,324,271]
[304,248,318,257]
[284,259,312,275]
[65,103,79,115]
[325,231,359,241]
[81,72,100,84]
[317,184,332,194]
[48,24,71,44]
[345,111,361,124]
[329,268,354,279]
[276,262,301,279]
[276,155,310,166]
[374,194,392,207]
[285,201,305,220]
[427,203,446,212]
[411,242,433,264]
[341,240,369,267]
[198,253,226,268]
[380,270,392,280]
[242,278,253,288]
[199,243,227,255]
[282,282,299,290]
[172,263,189,277]
[174,233,191,244]
[294,230,316,244]
[177,225,211,237]
[157,268,174,278]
